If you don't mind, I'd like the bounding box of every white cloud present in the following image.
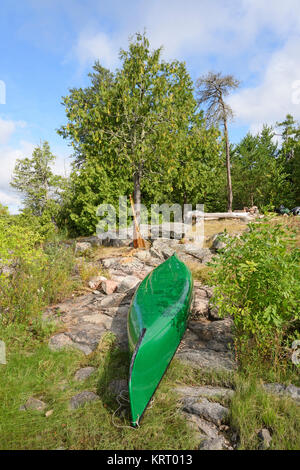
[51,145,72,179]
[0,189,21,213]
[228,37,300,131]
[0,118,27,145]
[0,140,35,213]
[0,118,16,145]
[75,30,120,69]
[72,0,300,68]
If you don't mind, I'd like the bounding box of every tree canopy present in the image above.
[58,33,223,234]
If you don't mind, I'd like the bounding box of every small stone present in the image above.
[24,397,47,411]
[108,379,128,396]
[211,233,228,252]
[263,382,300,402]
[74,366,96,382]
[66,324,106,355]
[258,428,272,450]
[88,275,107,290]
[45,409,54,417]
[208,305,221,321]
[161,246,175,259]
[101,279,118,295]
[76,242,92,253]
[199,436,225,450]
[19,405,26,411]
[69,391,99,409]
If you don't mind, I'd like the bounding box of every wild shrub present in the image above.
[209,221,300,367]
[0,217,76,324]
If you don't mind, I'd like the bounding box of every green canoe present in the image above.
[127,253,193,426]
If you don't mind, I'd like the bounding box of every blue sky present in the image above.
[1,0,300,212]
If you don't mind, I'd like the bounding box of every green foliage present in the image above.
[10,141,65,228]
[209,221,300,365]
[0,203,9,216]
[276,114,300,206]
[231,126,292,209]
[0,216,77,324]
[58,32,221,235]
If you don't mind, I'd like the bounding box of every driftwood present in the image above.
[203,212,252,221]
[188,211,253,222]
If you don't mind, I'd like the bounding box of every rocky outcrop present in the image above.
[176,317,236,372]
[263,383,300,402]
[176,385,233,450]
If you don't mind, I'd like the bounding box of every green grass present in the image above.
[187,261,214,284]
[1,324,299,450]
[0,243,78,325]
[229,375,300,450]
[0,328,199,450]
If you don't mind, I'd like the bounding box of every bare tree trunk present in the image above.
[223,118,233,212]
[133,165,142,239]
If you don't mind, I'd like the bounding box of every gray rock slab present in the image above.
[69,391,99,409]
[263,383,300,402]
[175,385,234,400]
[74,367,97,382]
[188,318,234,352]
[108,379,128,396]
[183,398,229,426]
[48,333,76,352]
[199,436,226,450]
[177,348,236,372]
[117,275,140,293]
[182,412,219,439]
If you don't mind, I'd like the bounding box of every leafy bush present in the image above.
[209,222,300,366]
[0,217,77,324]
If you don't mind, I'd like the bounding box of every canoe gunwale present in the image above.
[129,327,146,380]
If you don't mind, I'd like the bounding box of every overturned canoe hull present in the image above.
[127,253,193,426]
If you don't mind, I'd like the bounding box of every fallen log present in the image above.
[187,211,253,222]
